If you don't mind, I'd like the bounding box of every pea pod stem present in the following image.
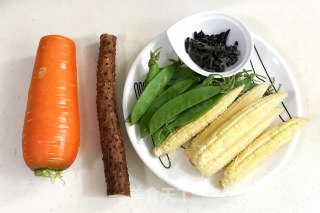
[145,48,161,85]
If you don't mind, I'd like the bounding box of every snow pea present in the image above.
[151,94,223,146]
[145,48,160,85]
[152,127,171,147]
[171,66,204,82]
[128,65,175,124]
[169,93,224,128]
[139,79,194,137]
[149,86,221,134]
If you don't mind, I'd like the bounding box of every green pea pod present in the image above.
[145,48,161,85]
[152,127,171,147]
[172,67,199,80]
[151,94,223,146]
[139,79,194,137]
[149,86,221,135]
[169,93,224,128]
[128,66,175,124]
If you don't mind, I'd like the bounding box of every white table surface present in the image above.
[0,0,319,212]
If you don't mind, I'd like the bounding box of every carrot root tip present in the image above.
[34,169,64,184]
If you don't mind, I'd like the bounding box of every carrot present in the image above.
[22,35,80,182]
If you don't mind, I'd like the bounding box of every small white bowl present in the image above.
[167,11,254,77]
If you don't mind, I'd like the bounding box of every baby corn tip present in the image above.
[153,147,163,157]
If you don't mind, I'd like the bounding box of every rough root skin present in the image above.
[97,34,130,196]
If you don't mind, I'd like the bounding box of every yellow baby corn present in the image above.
[221,118,307,188]
[153,85,244,157]
[201,107,282,176]
[185,82,270,158]
[190,92,288,170]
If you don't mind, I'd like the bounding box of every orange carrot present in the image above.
[22,35,80,181]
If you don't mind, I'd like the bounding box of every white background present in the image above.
[0,0,319,212]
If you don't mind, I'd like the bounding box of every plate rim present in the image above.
[122,32,302,197]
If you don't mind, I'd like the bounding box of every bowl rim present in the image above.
[167,11,254,77]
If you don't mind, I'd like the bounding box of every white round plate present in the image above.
[122,32,302,197]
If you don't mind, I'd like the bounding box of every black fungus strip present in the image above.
[185,30,240,72]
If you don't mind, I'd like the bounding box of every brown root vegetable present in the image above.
[96,33,130,196]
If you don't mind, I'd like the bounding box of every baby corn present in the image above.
[190,92,288,171]
[221,118,307,188]
[202,107,282,176]
[185,82,270,158]
[153,85,244,157]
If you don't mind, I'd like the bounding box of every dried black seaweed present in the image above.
[185,30,240,72]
